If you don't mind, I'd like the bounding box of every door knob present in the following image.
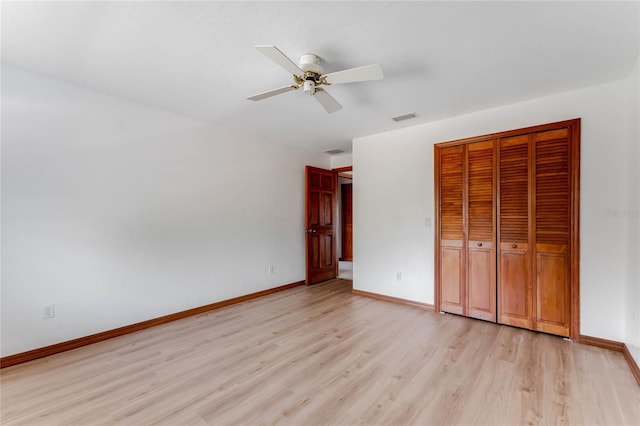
[512,244,518,248]
[477,242,483,247]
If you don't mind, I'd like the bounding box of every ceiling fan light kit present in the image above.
[248,45,384,113]
[303,78,316,95]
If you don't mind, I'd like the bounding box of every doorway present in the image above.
[304,164,353,284]
[334,166,353,280]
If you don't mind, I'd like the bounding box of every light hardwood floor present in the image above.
[2,279,639,425]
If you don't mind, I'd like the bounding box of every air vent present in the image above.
[325,149,344,155]
[392,112,418,122]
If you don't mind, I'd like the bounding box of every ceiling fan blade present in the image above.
[254,45,302,76]
[313,88,342,113]
[322,64,384,85]
[247,85,298,101]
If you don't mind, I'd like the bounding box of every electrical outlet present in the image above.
[43,304,55,319]
[268,265,274,274]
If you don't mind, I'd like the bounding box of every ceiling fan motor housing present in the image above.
[299,54,323,74]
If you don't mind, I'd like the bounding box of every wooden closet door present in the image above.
[436,119,579,338]
[498,135,532,329]
[533,129,571,336]
[467,140,496,321]
[439,145,465,315]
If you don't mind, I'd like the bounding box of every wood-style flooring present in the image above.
[1,279,639,425]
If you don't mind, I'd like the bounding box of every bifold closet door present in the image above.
[497,128,572,337]
[439,145,465,315]
[466,140,496,321]
[438,141,496,321]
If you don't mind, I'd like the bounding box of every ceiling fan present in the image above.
[247,45,384,113]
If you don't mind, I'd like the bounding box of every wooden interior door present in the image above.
[341,183,353,261]
[438,145,466,315]
[533,128,571,336]
[498,135,533,330]
[305,166,338,284]
[466,140,496,322]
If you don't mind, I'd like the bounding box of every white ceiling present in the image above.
[2,1,638,153]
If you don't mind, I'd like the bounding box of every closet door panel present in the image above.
[467,140,496,321]
[536,249,570,336]
[439,145,465,315]
[534,129,571,336]
[468,242,495,321]
[498,135,532,328]
[467,141,495,241]
[441,244,464,315]
[535,129,570,246]
[498,244,531,328]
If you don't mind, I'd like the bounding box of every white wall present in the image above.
[0,66,329,357]
[330,153,353,170]
[353,76,633,341]
[626,57,640,365]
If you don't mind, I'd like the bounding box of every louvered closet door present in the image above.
[437,119,578,337]
[498,135,532,329]
[439,145,465,315]
[534,129,571,336]
[467,140,496,321]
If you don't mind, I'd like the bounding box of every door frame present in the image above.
[434,119,580,341]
